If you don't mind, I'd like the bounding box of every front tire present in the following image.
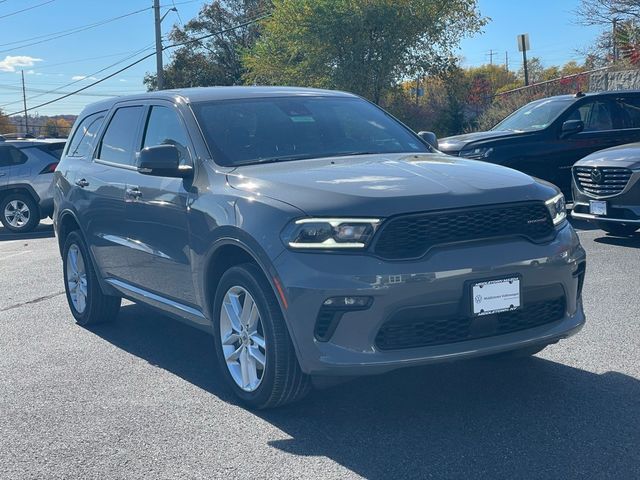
[212,264,310,409]
[63,231,120,326]
[597,222,638,236]
[0,194,39,233]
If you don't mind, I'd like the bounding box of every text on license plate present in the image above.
[472,277,521,316]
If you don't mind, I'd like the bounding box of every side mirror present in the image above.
[418,131,438,150]
[561,120,584,138]
[137,145,192,178]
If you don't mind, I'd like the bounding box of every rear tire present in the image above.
[598,222,638,236]
[0,193,39,233]
[212,263,310,409]
[62,231,120,326]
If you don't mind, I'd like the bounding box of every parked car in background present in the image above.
[54,87,585,409]
[0,138,66,233]
[571,143,640,235]
[439,91,640,197]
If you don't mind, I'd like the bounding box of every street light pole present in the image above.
[153,0,164,90]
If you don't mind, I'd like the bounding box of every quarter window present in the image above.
[67,112,105,158]
[142,106,191,165]
[615,97,640,129]
[97,106,143,166]
[0,145,27,167]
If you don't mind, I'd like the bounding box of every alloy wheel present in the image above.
[219,286,267,392]
[4,200,30,229]
[66,244,88,314]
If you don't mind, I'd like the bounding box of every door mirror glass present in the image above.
[137,145,192,178]
[561,120,584,138]
[417,131,438,149]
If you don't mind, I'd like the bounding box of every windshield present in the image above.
[492,98,574,132]
[192,96,429,166]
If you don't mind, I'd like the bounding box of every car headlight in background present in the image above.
[284,218,381,249]
[546,193,567,226]
[459,147,493,160]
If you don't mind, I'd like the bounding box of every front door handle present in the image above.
[75,178,89,188]
[0,172,6,177]
[125,187,142,199]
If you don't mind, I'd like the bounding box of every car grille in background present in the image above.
[375,296,566,351]
[372,203,554,260]
[574,166,633,197]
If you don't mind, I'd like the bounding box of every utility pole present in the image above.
[505,51,509,72]
[21,70,28,135]
[153,0,164,90]
[612,18,618,62]
[487,49,496,65]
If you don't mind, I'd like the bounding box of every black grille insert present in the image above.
[373,203,554,260]
[574,166,632,197]
[375,297,566,351]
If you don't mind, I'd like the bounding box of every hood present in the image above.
[439,130,523,153]
[575,143,640,170]
[226,153,556,217]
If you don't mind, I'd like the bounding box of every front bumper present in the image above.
[274,223,586,376]
[572,171,640,225]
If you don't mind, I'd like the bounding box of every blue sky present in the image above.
[0,0,604,117]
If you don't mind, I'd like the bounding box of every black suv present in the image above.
[439,91,640,196]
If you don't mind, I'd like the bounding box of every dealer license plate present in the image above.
[472,277,521,316]
[589,200,607,216]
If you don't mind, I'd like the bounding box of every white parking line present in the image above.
[0,250,32,261]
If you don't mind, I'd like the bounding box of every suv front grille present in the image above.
[372,203,554,260]
[574,166,632,197]
[375,296,566,351]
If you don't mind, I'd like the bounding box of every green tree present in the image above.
[244,0,486,104]
[144,0,271,90]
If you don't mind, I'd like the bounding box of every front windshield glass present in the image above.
[192,96,429,166]
[492,98,574,132]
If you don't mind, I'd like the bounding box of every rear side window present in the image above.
[616,97,640,129]
[142,106,191,165]
[569,100,614,132]
[67,112,105,158]
[35,142,66,160]
[0,145,27,167]
[97,106,143,166]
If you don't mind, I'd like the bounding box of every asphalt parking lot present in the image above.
[0,220,638,479]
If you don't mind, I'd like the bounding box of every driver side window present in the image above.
[570,101,614,132]
[142,106,192,166]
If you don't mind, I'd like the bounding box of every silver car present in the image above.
[0,139,65,233]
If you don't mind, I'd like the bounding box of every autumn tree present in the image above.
[244,0,487,104]
[0,110,16,135]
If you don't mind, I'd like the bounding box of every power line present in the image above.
[0,7,152,54]
[5,12,272,116]
[0,0,54,20]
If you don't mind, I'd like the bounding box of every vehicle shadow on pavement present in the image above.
[93,303,640,480]
[594,233,640,249]
[0,223,55,241]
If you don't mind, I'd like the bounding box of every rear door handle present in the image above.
[125,187,142,199]
[75,178,89,188]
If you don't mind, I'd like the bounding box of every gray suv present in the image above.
[53,87,587,409]
[0,139,65,233]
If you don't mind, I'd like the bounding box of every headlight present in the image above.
[545,193,567,226]
[459,147,493,159]
[283,218,381,249]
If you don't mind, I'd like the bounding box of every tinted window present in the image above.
[98,106,143,165]
[615,97,640,129]
[35,142,66,160]
[0,145,27,167]
[192,96,428,166]
[67,112,106,158]
[142,106,191,165]
[567,100,614,131]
